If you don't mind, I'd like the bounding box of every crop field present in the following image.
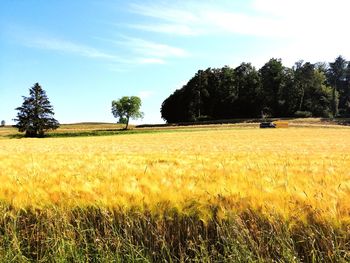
[0,127,350,262]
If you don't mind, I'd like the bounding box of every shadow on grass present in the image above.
[5,129,164,139]
[326,118,350,126]
[6,134,25,139]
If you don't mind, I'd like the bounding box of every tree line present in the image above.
[161,56,350,123]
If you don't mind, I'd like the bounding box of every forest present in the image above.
[161,56,350,122]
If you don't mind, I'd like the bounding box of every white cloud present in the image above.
[129,23,200,36]
[128,2,286,38]
[129,0,350,40]
[97,36,188,65]
[130,3,198,24]
[129,0,350,64]
[26,37,120,60]
[123,37,189,58]
[249,0,350,65]
[19,33,174,67]
[138,90,154,100]
[136,58,165,64]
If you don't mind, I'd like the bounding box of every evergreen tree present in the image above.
[14,83,59,137]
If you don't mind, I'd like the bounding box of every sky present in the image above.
[1,0,350,125]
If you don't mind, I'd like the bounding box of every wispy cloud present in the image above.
[130,3,198,24]
[123,37,189,58]
[129,2,201,36]
[25,37,120,61]
[12,29,179,67]
[128,23,199,36]
[98,36,189,65]
[136,58,165,64]
[129,1,265,36]
[128,2,285,37]
[129,0,350,40]
[128,0,350,65]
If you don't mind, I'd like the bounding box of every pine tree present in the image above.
[14,83,59,137]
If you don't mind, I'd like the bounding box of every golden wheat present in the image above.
[0,128,350,225]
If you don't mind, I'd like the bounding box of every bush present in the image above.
[338,109,350,118]
[294,111,312,118]
[196,115,212,121]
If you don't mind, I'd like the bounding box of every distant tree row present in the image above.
[161,56,350,122]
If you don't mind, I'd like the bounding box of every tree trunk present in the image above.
[298,86,304,111]
[332,86,337,118]
[125,116,129,130]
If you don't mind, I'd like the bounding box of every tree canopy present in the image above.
[14,83,59,137]
[161,56,349,123]
[111,96,143,129]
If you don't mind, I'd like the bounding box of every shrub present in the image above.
[294,111,312,118]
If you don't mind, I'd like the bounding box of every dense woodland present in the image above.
[161,56,350,123]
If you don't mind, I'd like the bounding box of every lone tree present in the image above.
[14,83,59,137]
[0,120,5,127]
[111,96,143,129]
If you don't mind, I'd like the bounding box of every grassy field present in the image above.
[0,124,350,261]
[1,118,349,139]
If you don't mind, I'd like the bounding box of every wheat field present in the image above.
[0,127,350,262]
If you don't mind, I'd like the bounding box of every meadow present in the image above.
[0,125,350,262]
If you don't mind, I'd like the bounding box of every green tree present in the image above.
[14,83,59,137]
[344,62,350,115]
[111,96,143,129]
[160,58,342,123]
[259,58,284,116]
[294,61,313,113]
[294,62,333,117]
[161,67,238,122]
[233,63,261,118]
[278,67,299,116]
[211,66,237,119]
[327,56,347,117]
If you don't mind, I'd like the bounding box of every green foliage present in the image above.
[259,58,285,115]
[162,57,350,123]
[161,64,261,123]
[0,120,5,127]
[14,83,59,137]
[294,111,313,118]
[327,56,350,117]
[111,96,143,129]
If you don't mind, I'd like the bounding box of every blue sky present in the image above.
[1,0,349,125]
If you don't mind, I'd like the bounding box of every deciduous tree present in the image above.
[111,96,143,129]
[327,56,347,117]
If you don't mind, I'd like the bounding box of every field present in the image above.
[0,124,350,262]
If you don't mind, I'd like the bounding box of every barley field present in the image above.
[0,127,350,262]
